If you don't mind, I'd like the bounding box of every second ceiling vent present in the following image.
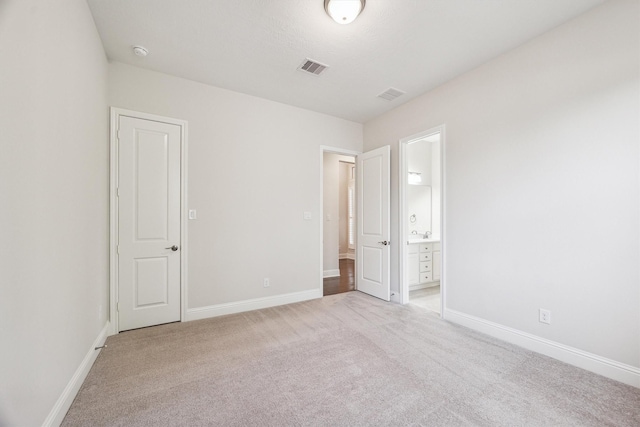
[298,58,329,76]
[377,87,405,101]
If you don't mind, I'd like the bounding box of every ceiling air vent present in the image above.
[377,87,405,101]
[298,58,329,76]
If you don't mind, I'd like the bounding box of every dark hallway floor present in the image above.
[323,258,355,296]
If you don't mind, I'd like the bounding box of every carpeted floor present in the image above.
[63,292,640,426]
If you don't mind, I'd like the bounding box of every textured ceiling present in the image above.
[87,0,605,123]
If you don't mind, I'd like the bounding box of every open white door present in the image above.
[356,145,391,301]
[117,115,182,331]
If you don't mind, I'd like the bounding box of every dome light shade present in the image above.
[324,0,365,25]
[132,46,149,57]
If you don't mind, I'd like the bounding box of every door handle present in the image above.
[378,241,390,246]
[166,245,179,251]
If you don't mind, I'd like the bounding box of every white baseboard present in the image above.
[185,289,322,322]
[323,269,340,278]
[43,322,110,427]
[444,309,640,388]
[409,281,440,291]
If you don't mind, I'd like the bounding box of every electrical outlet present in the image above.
[539,308,551,324]
[263,278,270,288]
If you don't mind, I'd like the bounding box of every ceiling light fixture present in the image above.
[324,0,365,25]
[132,46,149,57]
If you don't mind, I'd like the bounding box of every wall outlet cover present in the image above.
[539,308,551,324]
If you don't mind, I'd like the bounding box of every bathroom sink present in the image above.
[407,235,440,244]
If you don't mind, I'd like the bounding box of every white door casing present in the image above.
[117,116,182,331]
[356,145,391,301]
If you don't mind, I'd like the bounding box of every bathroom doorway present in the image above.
[399,127,444,315]
[321,147,358,296]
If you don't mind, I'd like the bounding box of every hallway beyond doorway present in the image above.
[323,259,354,296]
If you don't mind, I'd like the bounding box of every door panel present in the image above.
[135,131,169,240]
[356,146,390,301]
[362,246,382,283]
[118,116,181,331]
[362,155,382,235]
[135,257,169,307]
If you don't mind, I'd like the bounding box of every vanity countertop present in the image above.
[406,237,440,245]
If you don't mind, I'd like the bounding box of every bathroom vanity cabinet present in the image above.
[408,241,441,288]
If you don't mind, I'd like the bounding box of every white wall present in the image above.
[407,140,434,235]
[407,186,432,236]
[364,0,639,371]
[109,62,362,308]
[431,140,441,238]
[0,0,109,425]
[407,141,432,185]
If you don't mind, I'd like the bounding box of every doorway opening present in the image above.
[399,126,445,315]
[320,144,391,301]
[322,150,357,296]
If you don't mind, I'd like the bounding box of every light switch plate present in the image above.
[188,209,197,220]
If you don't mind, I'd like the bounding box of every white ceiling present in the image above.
[87,0,605,123]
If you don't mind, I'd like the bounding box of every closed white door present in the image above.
[118,116,181,331]
[356,146,390,301]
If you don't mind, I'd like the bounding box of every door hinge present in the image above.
[116,302,119,312]
[117,245,120,254]
[116,187,120,197]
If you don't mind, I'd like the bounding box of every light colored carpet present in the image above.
[63,292,640,426]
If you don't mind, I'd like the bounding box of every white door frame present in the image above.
[319,146,361,296]
[109,107,189,335]
[398,125,446,316]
